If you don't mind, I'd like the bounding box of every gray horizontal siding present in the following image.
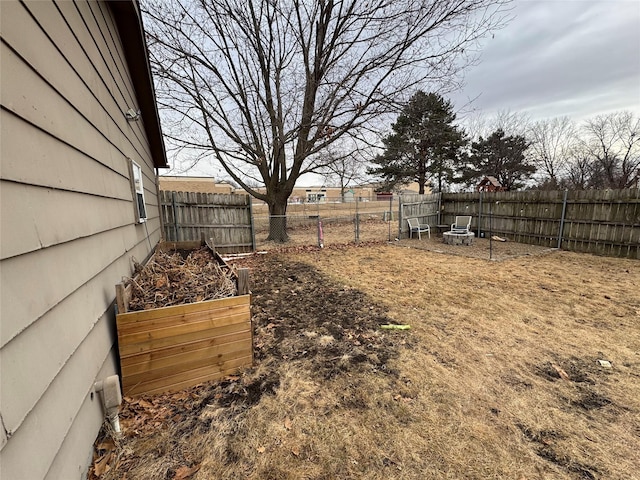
[0,1,164,478]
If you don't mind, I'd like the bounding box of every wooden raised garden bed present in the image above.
[115,241,252,396]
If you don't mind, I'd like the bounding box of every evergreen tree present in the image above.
[461,129,535,190]
[369,92,466,193]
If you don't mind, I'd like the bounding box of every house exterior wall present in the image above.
[0,1,163,478]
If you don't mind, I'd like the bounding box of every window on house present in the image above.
[131,161,147,223]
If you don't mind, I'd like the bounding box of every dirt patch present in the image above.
[571,388,613,411]
[89,248,406,480]
[535,448,599,480]
[249,256,406,378]
[535,358,596,384]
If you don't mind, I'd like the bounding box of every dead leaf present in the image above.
[257,446,266,454]
[173,465,200,480]
[551,363,570,381]
[138,399,154,409]
[284,417,292,430]
[97,438,115,452]
[291,445,301,456]
[94,452,113,477]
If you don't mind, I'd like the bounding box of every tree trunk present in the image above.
[266,200,289,243]
[418,170,426,194]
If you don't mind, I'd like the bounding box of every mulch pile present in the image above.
[127,247,237,311]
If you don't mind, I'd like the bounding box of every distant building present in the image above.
[159,176,234,194]
[288,186,376,203]
[477,176,506,192]
[357,181,427,195]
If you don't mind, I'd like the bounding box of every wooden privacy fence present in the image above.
[161,191,254,254]
[398,193,441,237]
[440,189,639,259]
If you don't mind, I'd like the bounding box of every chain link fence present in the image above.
[253,197,399,249]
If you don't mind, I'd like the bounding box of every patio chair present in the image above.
[407,218,430,240]
[451,215,472,234]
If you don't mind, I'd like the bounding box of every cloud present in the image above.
[452,0,640,121]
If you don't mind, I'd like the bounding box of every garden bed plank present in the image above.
[118,310,249,345]
[122,353,254,396]
[122,338,252,378]
[118,297,249,338]
[119,323,250,357]
[117,293,252,396]
[121,331,252,370]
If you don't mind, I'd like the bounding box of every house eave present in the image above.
[108,0,168,169]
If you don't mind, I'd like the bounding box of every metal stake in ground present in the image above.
[317,219,324,248]
[489,201,493,260]
[490,201,499,260]
[388,194,393,241]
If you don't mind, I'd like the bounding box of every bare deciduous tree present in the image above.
[143,0,509,241]
[316,146,370,201]
[528,116,577,188]
[465,109,530,141]
[580,111,640,189]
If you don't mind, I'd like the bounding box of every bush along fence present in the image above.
[160,191,255,254]
[405,189,638,259]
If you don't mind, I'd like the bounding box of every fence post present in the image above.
[388,194,393,241]
[171,191,179,241]
[478,191,483,238]
[398,195,404,239]
[355,213,360,243]
[317,218,324,248]
[557,189,568,249]
[489,200,493,260]
[248,195,256,252]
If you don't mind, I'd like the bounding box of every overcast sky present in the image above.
[166,0,640,182]
[450,0,640,123]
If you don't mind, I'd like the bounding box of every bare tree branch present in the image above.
[143,0,510,240]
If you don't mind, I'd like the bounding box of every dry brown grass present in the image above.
[293,245,640,479]
[94,242,640,480]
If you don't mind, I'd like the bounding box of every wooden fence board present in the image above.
[399,193,440,236]
[161,190,254,253]
[438,189,638,258]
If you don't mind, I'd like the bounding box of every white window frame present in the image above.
[130,160,147,223]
